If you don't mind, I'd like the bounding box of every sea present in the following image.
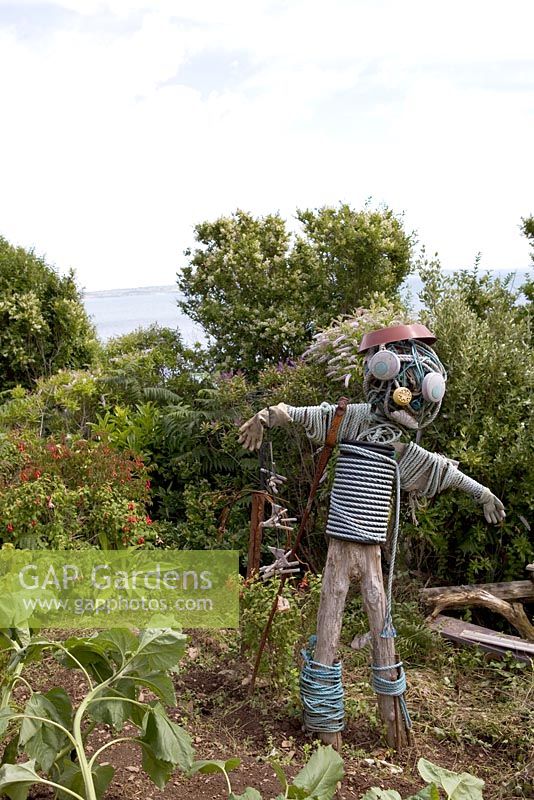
[83,270,530,343]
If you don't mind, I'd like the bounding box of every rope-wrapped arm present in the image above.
[398,442,505,523]
[285,402,372,445]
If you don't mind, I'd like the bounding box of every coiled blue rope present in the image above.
[300,636,344,733]
[326,442,401,638]
[371,662,412,729]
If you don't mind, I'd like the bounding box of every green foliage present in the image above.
[0,236,97,390]
[296,204,413,317]
[239,575,322,693]
[0,371,101,439]
[178,204,413,374]
[361,758,484,800]
[0,432,157,549]
[405,264,534,582]
[0,627,191,800]
[99,324,208,402]
[193,744,343,800]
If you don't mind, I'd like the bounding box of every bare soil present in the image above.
[5,634,533,800]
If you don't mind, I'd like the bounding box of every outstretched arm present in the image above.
[238,403,292,451]
[238,402,371,450]
[396,442,505,524]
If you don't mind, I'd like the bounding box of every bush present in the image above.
[0,236,97,389]
[403,266,534,582]
[178,204,413,374]
[0,432,158,549]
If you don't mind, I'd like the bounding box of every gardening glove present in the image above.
[478,489,506,525]
[238,402,292,451]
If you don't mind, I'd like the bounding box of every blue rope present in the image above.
[300,636,344,733]
[371,662,412,729]
[325,442,401,638]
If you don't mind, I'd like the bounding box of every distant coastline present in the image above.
[83,270,531,343]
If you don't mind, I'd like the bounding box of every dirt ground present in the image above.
[5,631,532,800]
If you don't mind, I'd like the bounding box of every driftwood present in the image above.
[429,614,534,661]
[421,580,534,603]
[314,539,406,750]
[424,587,534,642]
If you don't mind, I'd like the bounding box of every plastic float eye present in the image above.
[392,386,412,406]
[367,349,401,380]
[422,372,446,402]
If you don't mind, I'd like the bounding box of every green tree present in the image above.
[178,204,413,374]
[0,237,97,389]
[408,265,534,583]
[520,215,534,307]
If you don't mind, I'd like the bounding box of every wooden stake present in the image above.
[313,539,398,749]
[246,492,265,580]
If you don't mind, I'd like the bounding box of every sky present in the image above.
[0,0,533,291]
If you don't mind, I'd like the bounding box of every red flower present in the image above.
[20,470,30,482]
[127,502,135,511]
[33,470,41,479]
[145,480,151,490]
[6,523,14,533]
[30,520,37,527]
[137,536,145,545]
[17,442,26,452]
[126,515,138,524]
[145,516,153,526]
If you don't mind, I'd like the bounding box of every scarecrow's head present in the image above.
[359,324,447,430]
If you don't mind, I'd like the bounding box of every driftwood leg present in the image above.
[358,545,400,748]
[313,539,399,749]
[313,539,360,748]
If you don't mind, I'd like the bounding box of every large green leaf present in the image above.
[191,757,241,775]
[45,688,72,729]
[19,691,71,772]
[56,761,115,800]
[92,629,138,665]
[0,736,19,767]
[140,703,193,771]
[0,706,14,738]
[125,629,186,673]
[0,759,41,800]
[417,759,484,800]
[124,672,176,706]
[140,744,174,790]
[89,686,134,732]
[58,637,113,681]
[290,745,344,800]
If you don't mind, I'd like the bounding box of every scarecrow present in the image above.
[238,321,505,747]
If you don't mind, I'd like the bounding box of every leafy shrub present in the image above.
[0,433,157,549]
[0,371,101,439]
[239,575,322,693]
[0,236,97,389]
[99,324,208,402]
[403,266,534,582]
[178,204,413,374]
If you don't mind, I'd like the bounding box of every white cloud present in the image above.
[0,0,532,290]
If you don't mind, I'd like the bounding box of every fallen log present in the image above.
[429,614,534,662]
[421,580,534,603]
[424,587,534,641]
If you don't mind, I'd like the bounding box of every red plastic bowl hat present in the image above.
[358,323,436,354]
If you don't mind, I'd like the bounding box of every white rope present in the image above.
[286,402,372,445]
[398,442,489,501]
